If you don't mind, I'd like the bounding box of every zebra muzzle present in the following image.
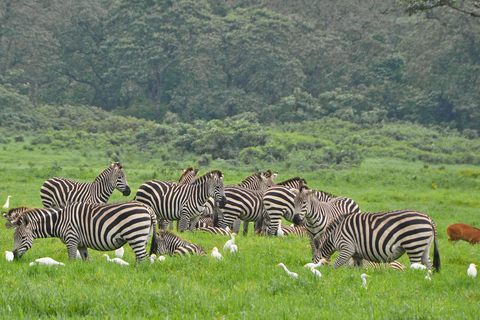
[122,186,131,196]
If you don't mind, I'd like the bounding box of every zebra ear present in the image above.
[272,171,278,180]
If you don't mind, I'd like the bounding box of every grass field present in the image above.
[1,142,480,319]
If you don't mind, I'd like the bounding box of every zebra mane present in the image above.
[193,170,224,184]
[277,177,307,186]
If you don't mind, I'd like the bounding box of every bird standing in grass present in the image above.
[211,247,223,260]
[410,263,427,270]
[3,251,14,262]
[467,263,477,278]
[309,267,322,278]
[149,254,157,264]
[115,247,124,259]
[230,244,238,253]
[2,195,12,210]
[100,254,130,266]
[223,233,236,252]
[277,223,284,237]
[30,257,65,266]
[276,263,298,278]
[304,258,328,269]
[157,255,166,261]
[425,270,432,281]
[361,273,371,289]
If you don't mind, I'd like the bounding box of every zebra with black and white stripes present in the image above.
[135,170,227,232]
[11,201,157,263]
[292,185,361,254]
[313,210,441,272]
[40,162,131,208]
[153,230,206,256]
[178,167,199,185]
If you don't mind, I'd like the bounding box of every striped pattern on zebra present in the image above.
[347,258,406,271]
[196,216,214,228]
[261,177,308,236]
[11,201,157,263]
[198,226,232,236]
[153,230,206,256]
[135,170,227,232]
[178,167,199,185]
[292,185,361,253]
[40,162,131,208]
[3,206,32,229]
[279,224,307,237]
[313,210,441,272]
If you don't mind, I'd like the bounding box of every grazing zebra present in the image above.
[313,210,441,272]
[40,162,131,208]
[292,185,361,253]
[135,170,227,232]
[11,201,157,263]
[198,226,232,236]
[348,259,406,272]
[153,230,206,256]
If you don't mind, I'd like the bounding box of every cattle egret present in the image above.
[310,267,322,278]
[3,251,14,262]
[2,195,12,210]
[410,263,427,270]
[304,258,328,269]
[34,257,65,266]
[76,250,82,259]
[425,270,432,281]
[277,224,284,237]
[361,273,371,289]
[276,263,298,278]
[211,247,223,260]
[157,255,166,261]
[230,244,238,253]
[100,254,130,266]
[223,233,236,252]
[467,263,477,278]
[149,254,157,264]
[115,246,124,259]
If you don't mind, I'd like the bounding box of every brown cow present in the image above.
[446,223,480,245]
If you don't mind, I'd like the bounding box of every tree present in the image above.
[398,0,480,18]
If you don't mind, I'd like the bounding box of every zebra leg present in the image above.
[178,215,190,232]
[78,247,90,261]
[233,218,242,234]
[333,247,355,269]
[189,216,200,232]
[66,240,80,260]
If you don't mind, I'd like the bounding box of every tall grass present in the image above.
[1,143,479,319]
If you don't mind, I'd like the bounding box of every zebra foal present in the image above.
[40,162,131,208]
[153,230,206,256]
[314,210,441,272]
[11,201,157,263]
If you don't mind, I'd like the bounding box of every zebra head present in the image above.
[12,214,35,259]
[154,230,170,256]
[261,170,278,189]
[178,167,199,185]
[205,170,227,208]
[291,184,311,226]
[110,162,131,196]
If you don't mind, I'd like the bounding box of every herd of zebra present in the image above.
[2,162,440,272]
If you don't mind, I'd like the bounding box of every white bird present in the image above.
[100,253,130,266]
[223,233,236,252]
[33,257,65,266]
[157,255,166,261]
[149,254,157,264]
[277,223,284,237]
[230,244,238,253]
[211,247,223,260]
[467,263,477,278]
[304,258,328,269]
[76,250,82,259]
[276,263,298,278]
[361,273,371,289]
[115,246,124,259]
[309,267,322,278]
[3,251,14,262]
[425,269,432,281]
[2,195,12,210]
[410,263,427,270]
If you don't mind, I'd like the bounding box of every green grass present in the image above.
[1,144,480,319]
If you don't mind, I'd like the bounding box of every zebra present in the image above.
[212,170,278,235]
[196,216,214,228]
[348,259,406,272]
[11,201,158,263]
[40,162,131,208]
[279,224,307,237]
[292,185,361,254]
[153,230,206,256]
[198,226,232,236]
[262,177,332,236]
[3,206,32,229]
[135,170,227,232]
[178,167,199,185]
[313,210,441,272]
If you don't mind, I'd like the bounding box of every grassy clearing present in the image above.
[1,145,480,319]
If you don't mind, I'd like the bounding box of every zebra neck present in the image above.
[32,208,61,239]
[90,182,115,203]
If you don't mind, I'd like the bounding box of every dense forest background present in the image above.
[1,0,480,170]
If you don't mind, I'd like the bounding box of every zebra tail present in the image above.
[149,228,159,256]
[433,236,440,273]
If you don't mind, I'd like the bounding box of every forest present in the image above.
[1,0,480,134]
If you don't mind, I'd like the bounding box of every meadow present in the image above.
[1,141,480,319]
